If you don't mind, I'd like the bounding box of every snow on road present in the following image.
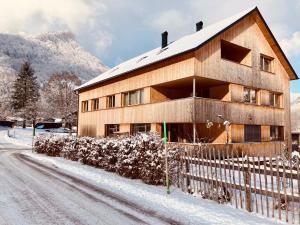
[0,128,285,225]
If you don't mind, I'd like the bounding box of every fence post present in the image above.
[185,150,191,191]
[244,157,252,212]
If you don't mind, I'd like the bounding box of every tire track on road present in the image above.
[14,153,182,225]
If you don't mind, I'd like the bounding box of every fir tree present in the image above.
[11,62,39,127]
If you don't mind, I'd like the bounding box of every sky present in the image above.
[0,0,299,93]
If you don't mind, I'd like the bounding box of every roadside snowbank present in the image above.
[23,151,284,225]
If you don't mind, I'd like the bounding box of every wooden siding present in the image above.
[79,97,284,137]
[194,13,291,148]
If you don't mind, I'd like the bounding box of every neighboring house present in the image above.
[76,7,298,155]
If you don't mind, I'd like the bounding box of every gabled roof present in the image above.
[77,6,298,91]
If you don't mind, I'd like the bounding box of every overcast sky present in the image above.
[0,0,299,93]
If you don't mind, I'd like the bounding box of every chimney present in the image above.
[196,21,203,32]
[161,31,168,48]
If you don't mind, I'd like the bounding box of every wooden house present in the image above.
[76,7,298,156]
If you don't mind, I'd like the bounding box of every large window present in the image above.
[105,124,120,137]
[269,92,281,107]
[243,88,256,104]
[221,40,251,65]
[244,125,261,142]
[260,54,274,73]
[131,123,150,135]
[81,100,89,112]
[123,89,144,106]
[91,98,99,111]
[107,95,116,108]
[270,126,284,141]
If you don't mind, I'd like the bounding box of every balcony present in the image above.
[99,96,284,126]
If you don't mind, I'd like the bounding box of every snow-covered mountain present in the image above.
[0,31,108,83]
[291,93,300,132]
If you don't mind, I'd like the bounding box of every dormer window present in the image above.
[260,54,274,73]
[221,40,251,66]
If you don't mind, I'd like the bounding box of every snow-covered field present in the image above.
[3,126,73,147]
[0,128,286,225]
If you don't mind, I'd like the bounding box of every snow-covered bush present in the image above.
[34,134,64,156]
[34,132,183,185]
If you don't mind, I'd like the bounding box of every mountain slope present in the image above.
[291,94,300,132]
[0,31,108,83]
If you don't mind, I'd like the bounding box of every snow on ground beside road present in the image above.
[24,151,285,225]
[0,127,73,147]
[2,127,34,146]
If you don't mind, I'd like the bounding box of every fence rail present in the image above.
[176,144,300,224]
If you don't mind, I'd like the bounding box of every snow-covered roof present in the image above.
[77,6,282,91]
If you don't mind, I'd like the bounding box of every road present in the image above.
[0,136,180,225]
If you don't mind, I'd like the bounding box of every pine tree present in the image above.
[11,62,39,127]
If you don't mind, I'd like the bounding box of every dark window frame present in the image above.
[130,123,151,135]
[244,125,261,142]
[105,124,120,137]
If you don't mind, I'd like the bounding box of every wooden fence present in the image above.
[176,144,300,224]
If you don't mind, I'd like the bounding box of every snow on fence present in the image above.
[172,143,300,224]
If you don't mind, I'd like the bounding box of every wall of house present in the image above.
[78,11,293,150]
[194,12,292,148]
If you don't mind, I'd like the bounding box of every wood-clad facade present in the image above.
[77,8,297,155]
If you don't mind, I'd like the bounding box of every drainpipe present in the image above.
[193,77,196,143]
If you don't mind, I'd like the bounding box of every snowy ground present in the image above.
[0,128,286,225]
[2,126,73,147]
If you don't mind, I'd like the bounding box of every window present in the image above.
[260,55,274,73]
[270,126,283,141]
[81,100,89,112]
[131,123,151,135]
[91,98,99,111]
[221,40,251,65]
[123,89,144,106]
[269,92,281,107]
[107,95,116,108]
[243,88,256,104]
[244,125,261,142]
[105,124,120,137]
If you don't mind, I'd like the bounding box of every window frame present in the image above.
[243,87,257,104]
[244,125,261,142]
[105,124,120,137]
[91,98,99,111]
[107,95,116,108]
[130,123,151,135]
[81,100,89,112]
[260,54,274,73]
[270,126,284,141]
[122,89,144,106]
[269,92,281,108]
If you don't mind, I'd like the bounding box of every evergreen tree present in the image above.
[11,62,39,127]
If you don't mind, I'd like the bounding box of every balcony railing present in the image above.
[83,97,285,125]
